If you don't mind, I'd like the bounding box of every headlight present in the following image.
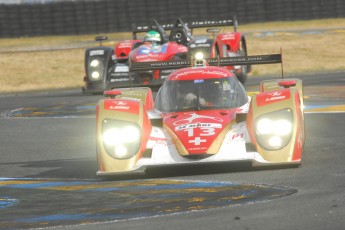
[88,58,104,81]
[256,118,292,136]
[91,71,100,79]
[114,145,129,158]
[256,118,272,135]
[102,119,141,159]
[195,52,204,60]
[90,59,99,67]
[102,126,140,146]
[275,119,292,135]
[255,109,293,150]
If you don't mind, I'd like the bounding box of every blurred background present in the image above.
[1,0,344,38]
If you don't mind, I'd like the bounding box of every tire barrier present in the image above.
[0,0,344,38]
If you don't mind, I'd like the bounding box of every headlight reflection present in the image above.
[255,109,293,150]
[102,120,141,159]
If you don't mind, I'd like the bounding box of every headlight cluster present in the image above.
[189,47,211,60]
[255,109,293,150]
[194,52,204,60]
[102,119,141,159]
[88,58,104,81]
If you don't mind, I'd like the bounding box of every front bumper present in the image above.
[96,144,301,176]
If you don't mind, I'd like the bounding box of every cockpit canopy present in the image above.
[155,76,248,112]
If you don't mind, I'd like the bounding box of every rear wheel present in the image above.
[236,40,249,84]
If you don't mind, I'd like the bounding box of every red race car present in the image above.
[83,17,251,94]
[95,52,305,175]
[185,16,251,84]
[82,19,188,93]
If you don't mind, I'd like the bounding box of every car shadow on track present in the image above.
[100,163,299,181]
[1,159,299,181]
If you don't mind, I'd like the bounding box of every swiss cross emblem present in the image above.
[189,137,207,145]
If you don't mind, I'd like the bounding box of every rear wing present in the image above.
[132,16,239,40]
[188,16,238,32]
[132,17,238,32]
[132,20,175,33]
[129,53,282,72]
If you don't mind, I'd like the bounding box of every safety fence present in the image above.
[0,0,344,38]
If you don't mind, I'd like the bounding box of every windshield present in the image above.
[155,77,248,112]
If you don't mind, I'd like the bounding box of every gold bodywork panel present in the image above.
[250,87,302,162]
[96,96,145,173]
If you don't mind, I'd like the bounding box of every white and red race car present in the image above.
[95,53,305,175]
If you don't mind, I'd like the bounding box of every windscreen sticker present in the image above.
[222,81,231,91]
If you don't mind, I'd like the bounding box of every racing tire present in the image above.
[236,39,249,84]
[235,68,248,84]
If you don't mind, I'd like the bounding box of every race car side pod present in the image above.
[129,53,282,72]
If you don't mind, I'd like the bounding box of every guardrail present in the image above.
[0,0,344,38]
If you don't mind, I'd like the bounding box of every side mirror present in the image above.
[278,80,297,88]
[95,36,108,46]
[104,90,122,98]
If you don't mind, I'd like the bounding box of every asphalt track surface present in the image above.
[0,72,344,230]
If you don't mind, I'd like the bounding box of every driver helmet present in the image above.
[200,83,222,105]
[144,30,161,44]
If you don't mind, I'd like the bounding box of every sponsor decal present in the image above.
[114,66,129,72]
[90,50,105,56]
[231,133,245,140]
[115,101,127,105]
[195,39,208,44]
[104,100,139,114]
[220,33,236,40]
[256,90,290,106]
[176,123,222,131]
[110,78,129,82]
[117,40,133,48]
[150,60,189,67]
[265,91,286,101]
[188,146,207,151]
[110,72,129,77]
[173,112,223,126]
[196,43,211,47]
[173,69,228,78]
[110,105,130,110]
[191,20,233,27]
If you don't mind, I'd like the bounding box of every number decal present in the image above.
[200,127,215,136]
[184,127,216,137]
